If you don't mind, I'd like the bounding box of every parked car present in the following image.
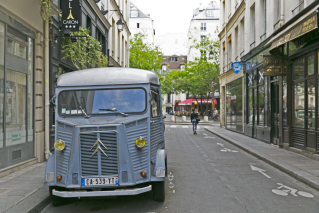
[44,68,167,206]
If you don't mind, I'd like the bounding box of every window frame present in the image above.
[201,23,207,31]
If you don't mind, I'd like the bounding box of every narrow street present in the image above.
[41,125,319,213]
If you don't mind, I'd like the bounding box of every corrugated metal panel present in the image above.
[100,132,118,176]
[150,117,163,163]
[56,129,73,184]
[127,128,149,172]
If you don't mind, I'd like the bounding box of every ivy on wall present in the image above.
[61,27,108,70]
[38,0,53,25]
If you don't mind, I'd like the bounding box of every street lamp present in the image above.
[209,50,214,59]
[170,87,176,123]
[117,19,124,32]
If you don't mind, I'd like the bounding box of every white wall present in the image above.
[130,17,154,44]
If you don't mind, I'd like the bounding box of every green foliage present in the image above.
[130,33,163,71]
[160,27,220,109]
[61,27,108,70]
[38,0,52,25]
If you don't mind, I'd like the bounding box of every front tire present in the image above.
[153,181,165,202]
[50,186,66,206]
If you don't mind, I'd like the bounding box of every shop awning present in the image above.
[265,6,319,51]
[178,99,217,105]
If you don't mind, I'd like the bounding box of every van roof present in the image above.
[57,68,160,87]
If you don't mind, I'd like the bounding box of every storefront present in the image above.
[226,78,243,133]
[0,11,35,169]
[267,9,319,152]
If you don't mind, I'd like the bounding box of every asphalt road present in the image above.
[41,125,319,213]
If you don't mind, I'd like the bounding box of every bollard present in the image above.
[204,116,208,122]
[182,116,186,122]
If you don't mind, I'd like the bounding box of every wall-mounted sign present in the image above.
[263,55,285,76]
[270,13,318,50]
[62,0,81,32]
[232,62,242,74]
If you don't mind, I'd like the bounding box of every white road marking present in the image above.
[272,183,314,198]
[221,148,238,153]
[170,125,177,128]
[204,136,215,139]
[182,126,188,128]
[250,165,271,178]
[169,182,174,188]
[217,143,224,147]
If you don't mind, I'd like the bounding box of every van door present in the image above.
[150,87,164,164]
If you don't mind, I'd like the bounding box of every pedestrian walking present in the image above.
[213,108,219,121]
[191,109,198,134]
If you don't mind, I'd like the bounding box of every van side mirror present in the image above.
[163,116,166,119]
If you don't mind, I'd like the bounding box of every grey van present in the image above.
[44,68,167,206]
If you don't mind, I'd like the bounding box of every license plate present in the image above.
[82,177,118,186]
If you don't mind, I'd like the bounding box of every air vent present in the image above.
[122,171,128,183]
[292,131,305,147]
[80,127,98,132]
[57,122,65,128]
[99,126,116,131]
[137,118,147,125]
[65,125,73,130]
[12,150,21,160]
[125,121,136,128]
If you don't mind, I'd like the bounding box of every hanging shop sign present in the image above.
[263,55,287,76]
[232,62,242,74]
[270,13,318,50]
[62,0,81,32]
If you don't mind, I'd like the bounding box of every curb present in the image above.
[27,196,50,213]
[205,127,319,192]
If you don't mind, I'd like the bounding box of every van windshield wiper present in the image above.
[99,108,129,117]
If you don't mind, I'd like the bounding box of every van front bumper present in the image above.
[52,185,152,198]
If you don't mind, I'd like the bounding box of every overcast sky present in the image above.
[130,0,215,37]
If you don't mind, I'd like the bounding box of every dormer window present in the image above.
[131,11,138,17]
[207,10,214,17]
[171,57,178,62]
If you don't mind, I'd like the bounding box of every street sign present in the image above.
[232,62,242,74]
[62,0,81,32]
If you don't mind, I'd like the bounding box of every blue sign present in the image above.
[232,62,242,74]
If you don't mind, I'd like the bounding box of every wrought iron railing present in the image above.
[292,0,304,15]
[250,41,255,50]
[260,33,266,42]
[274,20,281,31]
[240,51,245,57]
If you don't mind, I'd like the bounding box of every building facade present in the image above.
[0,0,60,177]
[220,0,319,156]
[129,2,155,44]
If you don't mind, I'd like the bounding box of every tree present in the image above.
[130,33,163,71]
[61,27,108,70]
[160,27,220,115]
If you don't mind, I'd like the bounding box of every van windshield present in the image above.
[58,88,146,116]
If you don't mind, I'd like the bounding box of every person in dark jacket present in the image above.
[191,109,198,134]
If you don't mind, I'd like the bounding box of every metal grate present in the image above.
[80,132,118,177]
[100,132,118,176]
[12,150,21,160]
[150,117,163,163]
[292,131,305,147]
[125,121,136,128]
[137,118,147,125]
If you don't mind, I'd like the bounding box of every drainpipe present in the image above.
[280,0,285,26]
[44,20,50,160]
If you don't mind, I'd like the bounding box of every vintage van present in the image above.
[44,68,167,206]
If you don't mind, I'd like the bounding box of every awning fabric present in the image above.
[266,6,319,50]
[178,99,217,106]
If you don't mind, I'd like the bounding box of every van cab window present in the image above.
[151,89,160,117]
[58,88,146,115]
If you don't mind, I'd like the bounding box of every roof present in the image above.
[130,2,152,19]
[57,68,159,87]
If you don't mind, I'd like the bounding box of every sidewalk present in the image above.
[0,162,49,213]
[205,126,319,191]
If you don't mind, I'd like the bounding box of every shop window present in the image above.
[151,89,160,117]
[307,80,315,129]
[28,38,34,142]
[307,54,314,75]
[258,85,265,126]
[293,82,305,127]
[248,89,253,124]
[7,38,26,59]
[0,22,4,148]
[293,58,305,80]
[283,76,288,126]
[5,70,27,146]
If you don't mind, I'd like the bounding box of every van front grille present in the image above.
[80,132,118,177]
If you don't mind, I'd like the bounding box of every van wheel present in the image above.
[50,186,66,206]
[153,181,165,202]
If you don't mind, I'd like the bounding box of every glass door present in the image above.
[271,81,280,145]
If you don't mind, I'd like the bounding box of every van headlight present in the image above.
[54,139,65,151]
[135,136,146,148]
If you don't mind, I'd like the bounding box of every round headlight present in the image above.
[135,136,146,148]
[54,139,65,151]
